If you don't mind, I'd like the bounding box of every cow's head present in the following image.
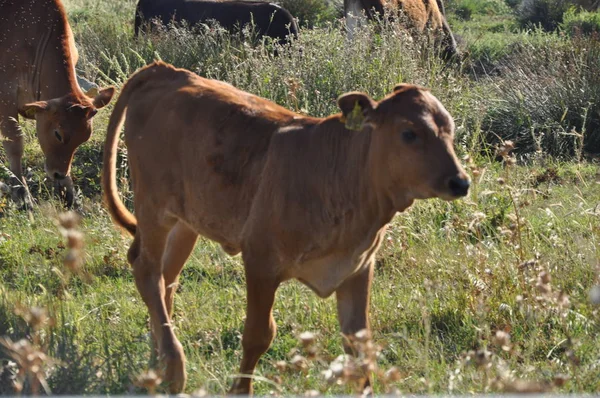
[19,88,114,181]
[338,84,469,209]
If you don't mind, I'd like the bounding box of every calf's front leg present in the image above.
[229,260,279,395]
[335,262,374,392]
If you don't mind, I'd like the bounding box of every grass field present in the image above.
[1,0,599,395]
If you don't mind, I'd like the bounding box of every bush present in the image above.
[277,0,342,27]
[562,8,600,35]
[517,0,570,31]
[482,34,600,157]
[451,0,512,20]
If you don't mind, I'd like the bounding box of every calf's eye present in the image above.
[54,130,63,143]
[402,129,417,143]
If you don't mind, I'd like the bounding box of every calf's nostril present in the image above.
[448,176,470,197]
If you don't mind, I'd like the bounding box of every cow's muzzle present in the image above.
[446,176,470,198]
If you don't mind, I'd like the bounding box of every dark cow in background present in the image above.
[135,0,299,46]
[0,0,114,207]
[344,0,458,61]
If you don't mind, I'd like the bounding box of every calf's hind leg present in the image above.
[161,222,198,319]
[130,221,187,393]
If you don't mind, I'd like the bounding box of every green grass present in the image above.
[1,0,600,395]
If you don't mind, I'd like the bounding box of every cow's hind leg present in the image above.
[130,220,187,393]
[162,221,198,319]
[335,262,374,393]
[229,255,279,395]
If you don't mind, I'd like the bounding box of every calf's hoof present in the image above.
[228,378,252,395]
[162,345,187,393]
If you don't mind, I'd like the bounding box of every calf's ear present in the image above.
[19,101,49,119]
[337,92,376,131]
[91,87,115,109]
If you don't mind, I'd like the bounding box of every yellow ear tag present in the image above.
[344,101,365,131]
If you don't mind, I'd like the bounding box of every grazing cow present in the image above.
[103,61,470,394]
[344,0,458,61]
[135,0,298,47]
[0,0,114,207]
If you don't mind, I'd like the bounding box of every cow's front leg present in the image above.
[229,258,279,395]
[335,261,374,393]
[0,114,32,208]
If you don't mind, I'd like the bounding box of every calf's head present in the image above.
[19,88,114,181]
[338,84,469,207]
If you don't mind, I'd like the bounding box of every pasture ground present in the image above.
[1,0,599,395]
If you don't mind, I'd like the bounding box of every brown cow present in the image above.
[103,61,470,394]
[345,0,458,61]
[0,0,114,207]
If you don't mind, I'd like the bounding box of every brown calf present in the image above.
[0,0,114,207]
[103,61,470,393]
[344,0,458,61]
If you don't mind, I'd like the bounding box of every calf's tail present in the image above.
[102,74,140,236]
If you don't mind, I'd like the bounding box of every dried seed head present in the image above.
[535,271,552,294]
[536,282,551,294]
[133,369,162,394]
[64,250,82,272]
[298,331,316,347]
[493,330,511,351]
[502,379,552,393]
[539,271,551,284]
[553,374,569,387]
[330,361,345,377]
[354,329,371,343]
[275,360,287,373]
[66,230,84,250]
[192,388,208,397]
[57,211,80,230]
[290,354,308,371]
[15,306,49,330]
[557,291,570,308]
[384,366,402,382]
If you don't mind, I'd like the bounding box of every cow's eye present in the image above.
[402,129,417,143]
[54,130,63,143]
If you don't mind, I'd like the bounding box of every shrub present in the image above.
[277,0,342,27]
[517,0,571,31]
[562,8,600,35]
[504,0,521,8]
[451,0,512,20]
[482,34,600,157]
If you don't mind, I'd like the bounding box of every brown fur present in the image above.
[344,0,458,60]
[103,61,470,394]
[0,0,114,206]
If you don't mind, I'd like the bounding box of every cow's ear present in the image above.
[91,87,115,109]
[337,92,376,131]
[19,101,49,119]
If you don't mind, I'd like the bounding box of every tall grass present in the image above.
[482,34,600,157]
